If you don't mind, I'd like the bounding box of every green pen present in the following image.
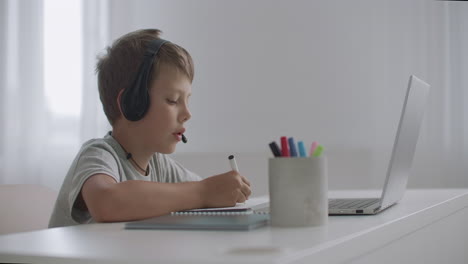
[313,145,324,157]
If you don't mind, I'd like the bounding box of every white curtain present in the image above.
[0,0,110,190]
[419,3,468,185]
[447,4,468,179]
[81,0,111,142]
[1,0,46,185]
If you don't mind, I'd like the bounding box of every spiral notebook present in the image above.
[171,203,254,215]
[125,197,270,231]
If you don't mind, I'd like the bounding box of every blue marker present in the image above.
[288,137,297,157]
[298,141,307,157]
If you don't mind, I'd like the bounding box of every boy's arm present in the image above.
[81,170,251,222]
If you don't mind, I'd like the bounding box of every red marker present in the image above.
[280,136,290,157]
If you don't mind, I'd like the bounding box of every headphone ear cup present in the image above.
[121,38,167,122]
[121,59,152,121]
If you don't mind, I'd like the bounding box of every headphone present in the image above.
[120,38,168,122]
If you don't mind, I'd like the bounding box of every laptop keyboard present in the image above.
[329,198,380,209]
[251,198,381,214]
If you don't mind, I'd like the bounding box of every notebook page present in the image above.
[172,196,269,214]
[178,203,250,213]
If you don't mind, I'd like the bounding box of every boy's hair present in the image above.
[96,29,194,125]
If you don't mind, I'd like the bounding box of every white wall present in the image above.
[108,0,465,196]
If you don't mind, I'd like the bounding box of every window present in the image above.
[43,0,83,117]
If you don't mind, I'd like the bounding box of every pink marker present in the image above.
[310,141,319,156]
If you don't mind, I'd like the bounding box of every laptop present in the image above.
[253,75,430,215]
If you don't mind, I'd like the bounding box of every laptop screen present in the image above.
[379,75,430,210]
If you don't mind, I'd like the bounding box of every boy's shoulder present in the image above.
[81,137,111,151]
[81,136,111,149]
[76,133,179,175]
[78,133,122,159]
[77,132,162,164]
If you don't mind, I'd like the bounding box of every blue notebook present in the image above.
[125,214,270,231]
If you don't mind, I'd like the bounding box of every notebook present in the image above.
[172,203,253,215]
[125,214,270,231]
[125,198,271,231]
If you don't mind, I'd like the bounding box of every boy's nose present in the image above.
[183,111,192,122]
[180,106,191,123]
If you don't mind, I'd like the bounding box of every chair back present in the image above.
[0,184,57,235]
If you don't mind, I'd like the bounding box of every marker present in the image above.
[298,141,307,157]
[280,136,290,157]
[310,141,318,156]
[269,141,282,157]
[313,145,324,157]
[288,137,297,157]
[228,155,239,171]
[229,155,247,202]
[181,134,187,143]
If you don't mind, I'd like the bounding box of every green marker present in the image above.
[313,145,324,157]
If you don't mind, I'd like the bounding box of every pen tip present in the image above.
[228,155,234,160]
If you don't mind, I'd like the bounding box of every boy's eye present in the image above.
[166,99,177,105]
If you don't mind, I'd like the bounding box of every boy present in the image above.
[49,29,251,227]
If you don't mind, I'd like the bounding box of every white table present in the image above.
[1,189,468,264]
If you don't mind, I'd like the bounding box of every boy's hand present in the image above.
[200,171,251,208]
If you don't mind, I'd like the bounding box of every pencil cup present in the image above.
[268,157,328,227]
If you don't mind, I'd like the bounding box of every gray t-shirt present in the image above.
[48,132,201,228]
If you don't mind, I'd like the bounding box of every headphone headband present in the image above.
[145,38,168,58]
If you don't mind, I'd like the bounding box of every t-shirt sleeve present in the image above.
[68,146,120,222]
[156,154,202,183]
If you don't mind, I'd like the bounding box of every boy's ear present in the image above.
[116,89,125,117]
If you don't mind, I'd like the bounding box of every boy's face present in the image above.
[138,66,192,154]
